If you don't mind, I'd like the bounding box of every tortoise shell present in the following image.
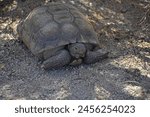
[18,3,99,57]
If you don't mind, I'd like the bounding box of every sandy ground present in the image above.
[0,0,150,100]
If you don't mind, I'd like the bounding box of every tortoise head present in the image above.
[68,43,86,59]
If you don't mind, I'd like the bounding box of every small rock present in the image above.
[0,63,5,69]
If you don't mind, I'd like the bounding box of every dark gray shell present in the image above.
[18,3,99,56]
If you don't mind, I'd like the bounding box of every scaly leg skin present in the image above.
[84,49,108,64]
[41,50,71,69]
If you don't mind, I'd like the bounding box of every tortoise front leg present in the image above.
[41,50,71,69]
[84,48,108,64]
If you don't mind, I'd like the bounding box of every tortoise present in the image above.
[17,2,108,69]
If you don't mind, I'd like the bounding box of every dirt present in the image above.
[0,0,150,100]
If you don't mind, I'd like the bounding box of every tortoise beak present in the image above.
[76,55,80,59]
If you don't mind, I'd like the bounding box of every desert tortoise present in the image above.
[17,2,108,69]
